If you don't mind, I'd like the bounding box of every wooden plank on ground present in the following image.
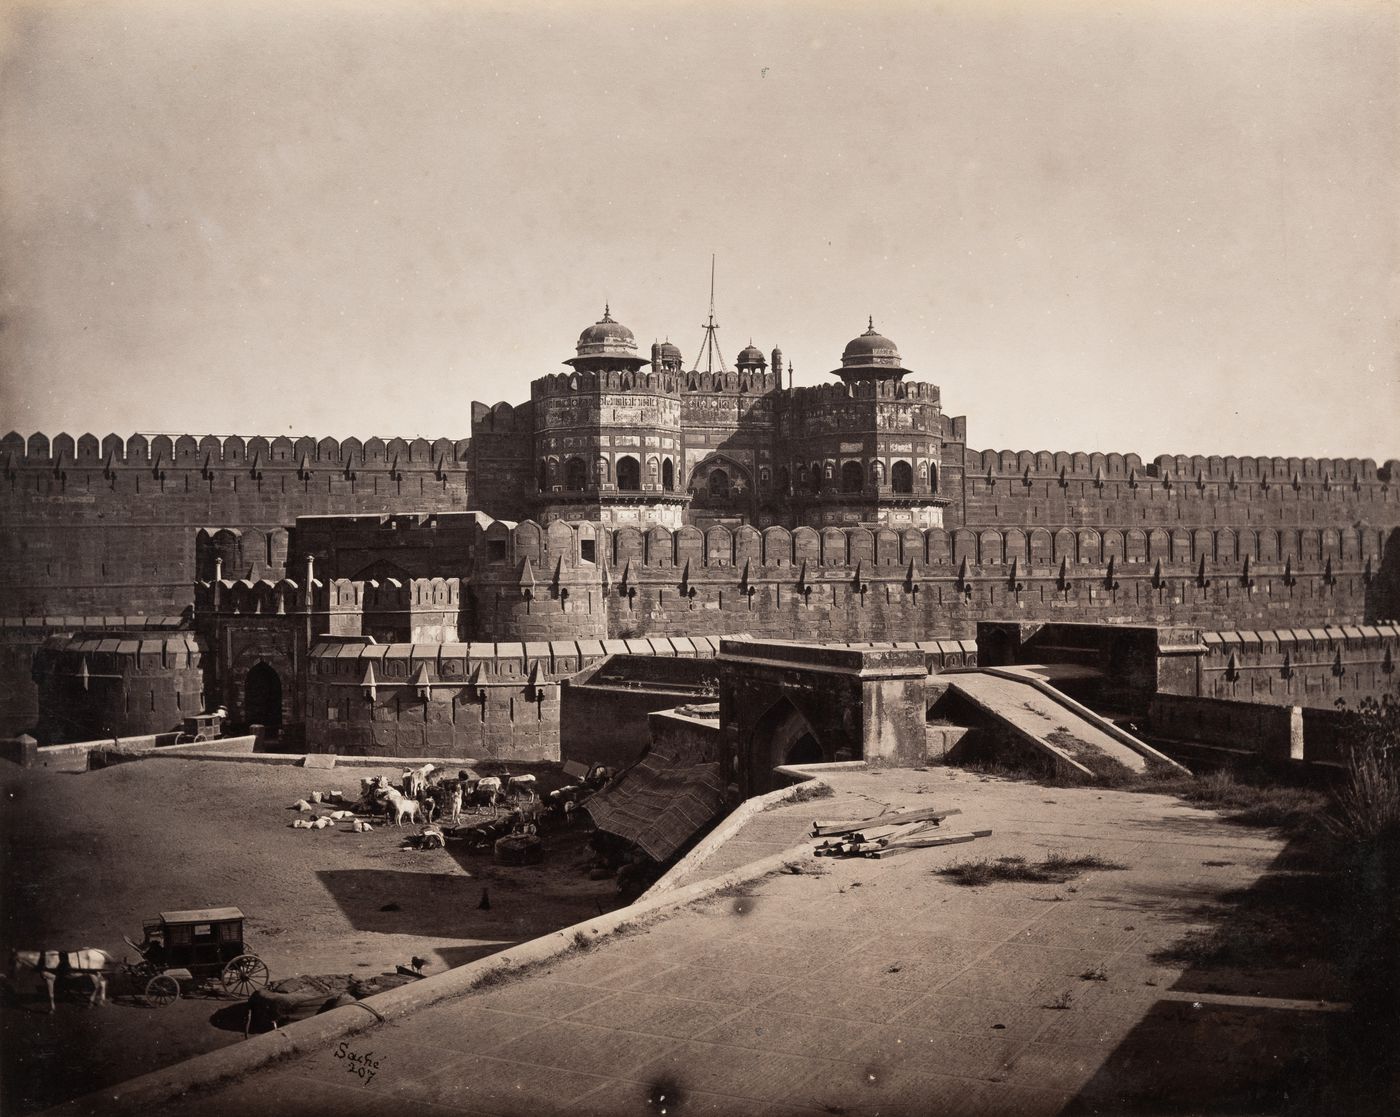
[879,828,992,852]
[845,820,944,844]
[811,806,960,836]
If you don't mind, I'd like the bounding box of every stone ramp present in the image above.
[943,670,1164,778]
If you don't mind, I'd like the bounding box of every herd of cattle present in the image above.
[287,763,614,851]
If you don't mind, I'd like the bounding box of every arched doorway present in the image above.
[749,698,825,792]
[244,663,282,733]
[841,460,864,493]
[784,733,823,765]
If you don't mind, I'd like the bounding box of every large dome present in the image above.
[566,306,648,370]
[832,317,910,382]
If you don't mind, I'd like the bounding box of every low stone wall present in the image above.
[24,733,260,772]
[1147,694,1300,764]
[560,654,721,770]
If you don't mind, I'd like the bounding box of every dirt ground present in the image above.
[0,757,619,1114]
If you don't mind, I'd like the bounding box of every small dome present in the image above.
[658,340,684,361]
[832,317,910,382]
[575,306,636,354]
[736,342,766,369]
[566,305,649,370]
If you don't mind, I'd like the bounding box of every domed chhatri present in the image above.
[736,341,767,371]
[650,338,685,373]
[566,305,650,371]
[832,316,910,383]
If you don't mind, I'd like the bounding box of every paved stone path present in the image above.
[144,767,1337,1117]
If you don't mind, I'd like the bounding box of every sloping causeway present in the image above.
[943,669,1160,779]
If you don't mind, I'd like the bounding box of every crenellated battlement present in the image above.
[0,430,472,473]
[466,516,1388,578]
[781,379,942,407]
[530,368,685,398]
[965,446,1398,486]
[681,369,779,395]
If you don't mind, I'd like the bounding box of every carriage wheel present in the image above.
[145,974,180,1007]
[221,955,270,997]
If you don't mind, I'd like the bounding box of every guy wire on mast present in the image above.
[691,254,728,374]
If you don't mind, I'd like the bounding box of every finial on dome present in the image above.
[602,303,613,322]
[867,315,875,333]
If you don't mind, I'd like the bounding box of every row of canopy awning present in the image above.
[1,615,187,632]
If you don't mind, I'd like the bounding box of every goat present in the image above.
[465,776,502,812]
[379,787,422,828]
[506,774,538,801]
[401,763,437,799]
[423,780,464,825]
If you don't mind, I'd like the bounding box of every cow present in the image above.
[10,949,114,1012]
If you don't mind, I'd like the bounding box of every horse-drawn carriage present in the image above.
[122,907,270,1006]
[173,710,223,745]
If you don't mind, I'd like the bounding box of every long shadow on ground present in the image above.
[1063,825,1398,1115]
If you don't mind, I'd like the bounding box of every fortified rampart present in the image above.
[301,634,741,759]
[0,431,474,619]
[952,447,1400,536]
[3,423,1399,737]
[30,629,205,743]
[4,430,1394,623]
[466,514,1390,643]
[1182,624,1398,707]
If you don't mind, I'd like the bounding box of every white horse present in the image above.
[10,949,114,1012]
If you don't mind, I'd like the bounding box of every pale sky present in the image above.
[1,0,1397,460]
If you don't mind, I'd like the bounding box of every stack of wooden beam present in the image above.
[811,806,990,859]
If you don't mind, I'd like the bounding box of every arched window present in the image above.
[892,461,913,493]
[564,457,587,491]
[662,459,675,491]
[708,468,730,500]
[841,460,864,493]
[929,462,938,493]
[616,456,641,491]
[776,466,790,494]
[810,463,823,494]
[595,457,610,486]
[870,460,885,487]
[538,461,549,492]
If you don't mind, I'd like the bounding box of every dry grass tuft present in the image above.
[938,850,1127,887]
